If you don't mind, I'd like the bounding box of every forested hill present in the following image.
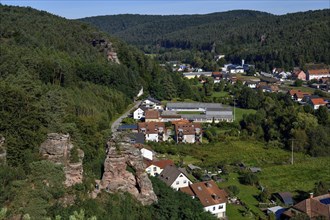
[0,5,188,175]
[80,10,330,70]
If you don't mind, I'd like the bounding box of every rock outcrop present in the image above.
[97,138,157,205]
[0,136,6,164]
[40,133,84,187]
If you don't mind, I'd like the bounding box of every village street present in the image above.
[111,100,141,138]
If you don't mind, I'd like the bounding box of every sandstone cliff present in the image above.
[97,138,157,205]
[40,133,84,187]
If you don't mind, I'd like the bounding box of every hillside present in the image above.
[0,5,212,219]
[80,10,330,70]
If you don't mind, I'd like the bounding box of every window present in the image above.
[183,180,187,184]
[153,167,157,171]
[219,205,223,209]
[176,181,179,185]
[213,207,215,211]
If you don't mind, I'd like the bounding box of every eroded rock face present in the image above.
[0,136,6,164]
[40,133,84,187]
[99,139,157,205]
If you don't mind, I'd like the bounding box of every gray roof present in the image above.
[276,192,293,205]
[187,164,202,170]
[181,114,233,120]
[158,164,189,186]
[205,110,233,116]
[128,133,145,144]
[249,167,262,173]
[145,97,161,104]
[167,102,224,109]
[183,72,212,76]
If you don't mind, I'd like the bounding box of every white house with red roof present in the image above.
[308,98,327,110]
[181,180,228,219]
[306,69,330,80]
[145,159,174,177]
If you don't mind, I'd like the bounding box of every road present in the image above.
[111,100,141,138]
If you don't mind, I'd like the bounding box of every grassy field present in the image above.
[234,108,256,121]
[153,140,330,219]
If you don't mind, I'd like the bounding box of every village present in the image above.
[112,56,330,220]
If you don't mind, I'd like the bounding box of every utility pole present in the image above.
[233,98,236,122]
[290,139,295,165]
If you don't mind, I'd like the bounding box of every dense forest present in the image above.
[0,5,208,219]
[81,9,330,71]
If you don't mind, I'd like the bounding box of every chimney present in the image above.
[242,59,245,66]
[309,192,314,198]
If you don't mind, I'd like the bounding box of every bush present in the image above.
[227,185,240,197]
[239,172,259,186]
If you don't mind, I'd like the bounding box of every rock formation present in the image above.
[0,136,6,164]
[40,133,84,187]
[97,137,157,205]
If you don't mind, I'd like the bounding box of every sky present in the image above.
[1,0,329,19]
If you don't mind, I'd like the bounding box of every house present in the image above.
[292,69,306,81]
[140,148,154,160]
[306,69,330,81]
[141,97,162,109]
[293,91,311,102]
[158,164,192,190]
[133,107,147,120]
[228,65,244,74]
[138,122,167,142]
[145,159,174,177]
[212,72,223,83]
[117,124,138,132]
[308,98,327,110]
[145,109,160,122]
[245,81,258,89]
[274,192,294,206]
[306,68,330,81]
[173,121,202,143]
[180,180,228,219]
[282,192,330,219]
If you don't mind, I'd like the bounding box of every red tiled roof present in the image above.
[290,194,330,219]
[311,98,326,105]
[308,69,330,75]
[181,180,227,207]
[212,72,222,77]
[175,122,202,135]
[146,159,174,169]
[138,122,165,134]
[145,109,160,119]
[295,91,311,98]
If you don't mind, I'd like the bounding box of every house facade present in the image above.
[141,97,163,109]
[181,180,228,219]
[133,107,146,120]
[306,69,330,80]
[145,159,174,177]
[138,122,167,142]
[174,121,202,143]
[158,164,192,190]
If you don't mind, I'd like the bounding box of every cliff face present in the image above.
[40,133,84,187]
[99,139,157,205]
[0,136,6,164]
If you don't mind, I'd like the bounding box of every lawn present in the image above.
[234,107,256,121]
[212,91,229,98]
